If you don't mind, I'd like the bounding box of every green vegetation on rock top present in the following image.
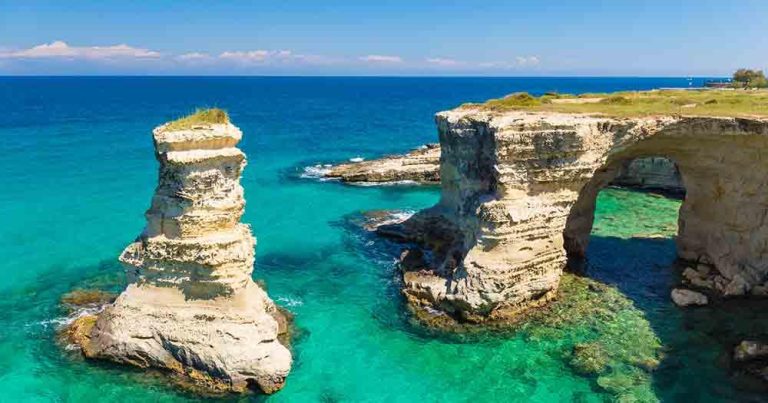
[164,108,229,131]
[472,89,768,118]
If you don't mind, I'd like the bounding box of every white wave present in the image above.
[349,157,364,163]
[300,164,335,180]
[277,296,304,307]
[34,305,105,330]
[349,180,420,187]
[424,306,445,316]
[392,210,415,220]
[364,210,415,230]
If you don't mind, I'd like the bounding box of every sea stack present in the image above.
[73,110,292,394]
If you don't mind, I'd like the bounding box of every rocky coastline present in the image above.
[366,108,768,327]
[318,143,440,184]
[65,115,292,394]
[314,143,685,195]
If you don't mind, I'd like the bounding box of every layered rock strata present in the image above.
[612,157,684,195]
[323,143,440,184]
[380,108,768,322]
[72,121,291,394]
[322,143,684,194]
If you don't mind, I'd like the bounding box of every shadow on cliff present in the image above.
[577,235,768,401]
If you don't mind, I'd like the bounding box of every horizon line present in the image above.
[0,74,728,79]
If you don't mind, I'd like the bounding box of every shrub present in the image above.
[733,68,767,89]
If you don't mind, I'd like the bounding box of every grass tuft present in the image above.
[487,92,540,108]
[600,96,632,105]
[164,108,229,131]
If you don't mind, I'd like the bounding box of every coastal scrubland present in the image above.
[473,89,768,118]
[164,108,229,131]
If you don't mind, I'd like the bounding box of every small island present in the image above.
[67,109,292,395]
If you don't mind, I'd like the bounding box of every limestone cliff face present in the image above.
[80,122,291,394]
[321,142,684,194]
[612,157,684,194]
[390,108,768,321]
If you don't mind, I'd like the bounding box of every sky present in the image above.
[1,0,766,76]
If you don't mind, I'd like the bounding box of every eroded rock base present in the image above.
[64,285,292,395]
[375,210,557,326]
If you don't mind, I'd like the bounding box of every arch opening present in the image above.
[564,156,686,261]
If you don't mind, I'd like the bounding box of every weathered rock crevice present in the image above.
[68,120,292,394]
[381,108,768,322]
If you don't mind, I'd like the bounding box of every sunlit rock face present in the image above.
[319,142,682,192]
[397,108,768,321]
[80,122,292,394]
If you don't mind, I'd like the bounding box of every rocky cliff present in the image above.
[612,157,684,194]
[320,143,684,194]
[381,108,768,322]
[71,118,292,394]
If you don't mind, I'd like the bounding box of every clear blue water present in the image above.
[0,77,764,402]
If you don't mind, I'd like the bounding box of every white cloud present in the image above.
[219,49,314,64]
[217,49,340,66]
[0,41,543,73]
[0,41,160,59]
[359,55,403,63]
[477,56,542,69]
[425,57,462,66]
[515,56,540,66]
[176,52,212,61]
[219,50,272,62]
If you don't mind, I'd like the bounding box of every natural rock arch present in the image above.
[562,155,685,260]
[393,109,768,321]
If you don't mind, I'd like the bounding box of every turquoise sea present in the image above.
[0,77,765,402]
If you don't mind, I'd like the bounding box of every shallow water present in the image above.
[0,77,765,402]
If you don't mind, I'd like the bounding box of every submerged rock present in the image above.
[671,288,709,307]
[570,342,610,375]
[60,289,116,311]
[734,341,768,363]
[527,275,662,401]
[732,341,768,386]
[67,116,291,394]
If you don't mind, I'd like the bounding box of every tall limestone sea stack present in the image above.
[70,110,292,394]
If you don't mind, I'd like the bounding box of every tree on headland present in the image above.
[732,69,768,88]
